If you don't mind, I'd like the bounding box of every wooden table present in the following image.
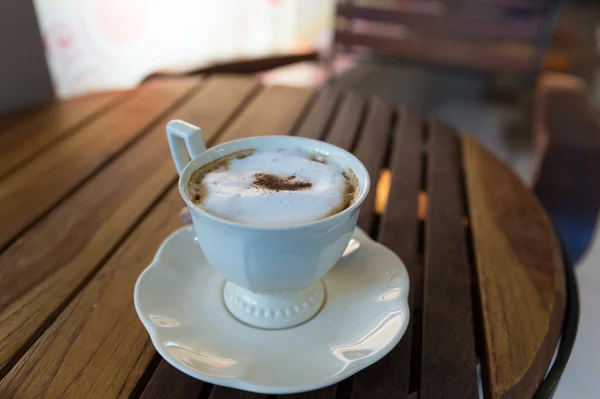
[0,75,576,398]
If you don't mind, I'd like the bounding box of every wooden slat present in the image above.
[334,31,533,72]
[420,122,477,398]
[352,110,423,399]
[354,97,394,234]
[0,76,258,380]
[337,4,541,42]
[462,136,566,398]
[139,361,205,399]
[0,77,198,248]
[325,92,364,151]
[0,187,184,398]
[0,90,124,178]
[294,87,340,140]
[217,85,314,144]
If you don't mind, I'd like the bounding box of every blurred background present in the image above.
[1,0,599,397]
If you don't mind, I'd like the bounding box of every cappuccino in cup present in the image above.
[167,120,370,328]
[186,148,359,226]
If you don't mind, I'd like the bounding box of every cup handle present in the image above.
[166,120,207,175]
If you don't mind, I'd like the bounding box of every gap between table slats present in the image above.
[0,76,260,388]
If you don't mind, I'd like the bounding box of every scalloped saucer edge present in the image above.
[134,226,410,394]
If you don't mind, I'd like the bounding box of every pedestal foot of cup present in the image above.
[223,280,325,329]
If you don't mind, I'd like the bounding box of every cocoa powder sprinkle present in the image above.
[252,173,311,191]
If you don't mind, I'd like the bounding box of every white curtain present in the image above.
[34,0,334,98]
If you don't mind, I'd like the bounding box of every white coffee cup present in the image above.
[166,120,370,329]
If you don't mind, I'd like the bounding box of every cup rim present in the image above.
[178,135,371,231]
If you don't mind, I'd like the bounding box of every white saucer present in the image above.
[134,226,410,394]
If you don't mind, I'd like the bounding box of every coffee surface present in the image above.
[187,148,357,226]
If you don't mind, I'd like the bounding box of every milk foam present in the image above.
[192,149,352,226]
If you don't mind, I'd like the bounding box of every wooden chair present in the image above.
[532,73,600,263]
[331,0,564,78]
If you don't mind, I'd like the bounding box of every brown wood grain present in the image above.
[324,92,365,151]
[352,110,424,399]
[354,97,394,234]
[0,81,567,399]
[216,85,314,144]
[0,90,125,179]
[420,121,477,398]
[0,77,199,248]
[0,79,312,397]
[294,87,340,140]
[462,136,566,399]
[139,361,205,399]
[0,76,258,380]
[0,187,184,398]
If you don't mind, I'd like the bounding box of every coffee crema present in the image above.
[187,148,358,226]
